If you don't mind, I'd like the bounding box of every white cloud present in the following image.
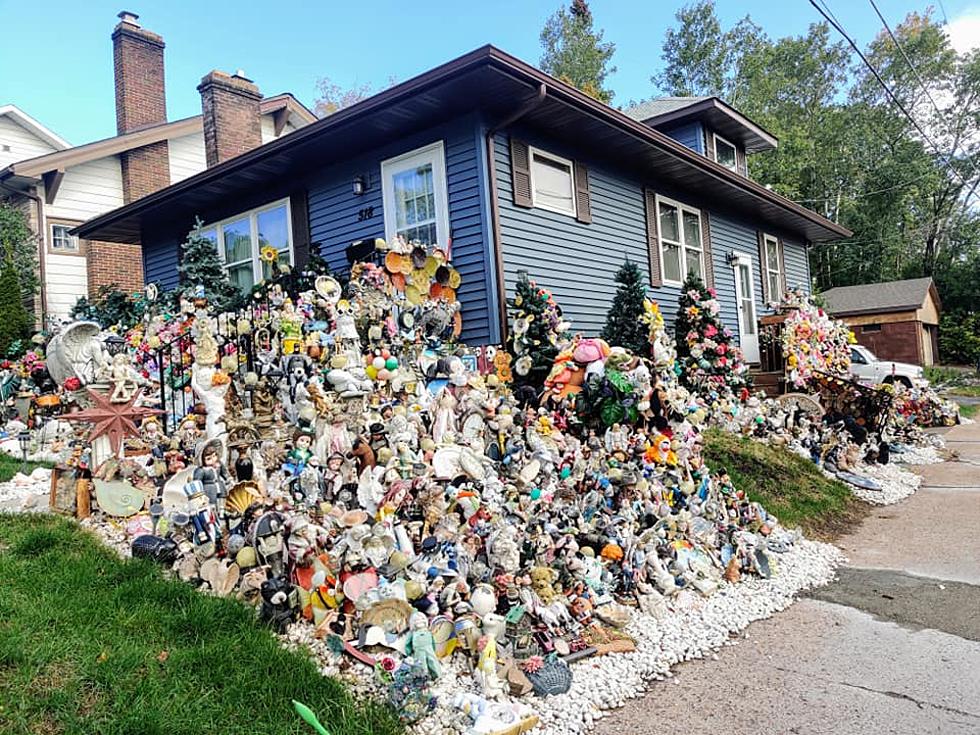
[946,7,980,53]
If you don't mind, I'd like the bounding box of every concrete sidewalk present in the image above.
[596,421,980,735]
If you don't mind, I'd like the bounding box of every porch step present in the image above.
[750,369,784,398]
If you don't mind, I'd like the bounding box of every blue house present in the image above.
[77,46,849,363]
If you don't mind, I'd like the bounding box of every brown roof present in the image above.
[2,96,315,183]
[76,45,850,245]
[624,96,778,153]
[821,277,939,317]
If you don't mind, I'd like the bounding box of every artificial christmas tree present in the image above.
[674,274,749,395]
[508,272,570,390]
[0,251,31,357]
[601,258,648,355]
[176,220,241,313]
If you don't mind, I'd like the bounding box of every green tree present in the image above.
[176,220,241,313]
[540,0,617,103]
[601,258,648,354]
[674,274,748,393]
[0,252,31,357]
[508,272,569,388]
[0,199,40,299]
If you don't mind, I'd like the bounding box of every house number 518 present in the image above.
[358,206,375,222]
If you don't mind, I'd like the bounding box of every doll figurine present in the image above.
[405,611,441,679]
[284,430,314,477]
[474,633,505,699]
[193,439,231,513]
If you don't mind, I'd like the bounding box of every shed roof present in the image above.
[75,45,849,245]
[821,277,939,317]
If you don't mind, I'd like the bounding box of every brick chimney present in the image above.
[112,11,170,204]
[198,70,263,167]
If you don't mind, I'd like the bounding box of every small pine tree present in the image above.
[0,252,31,357]
[177,219,241,313]
[508,272,569,388]
[674,273,748,394]
[601,258,648,354]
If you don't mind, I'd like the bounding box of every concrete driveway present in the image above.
[596,422,980,735]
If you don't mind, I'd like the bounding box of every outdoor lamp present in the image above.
[352,175,367,196]
[17,429,30,470]
[105,333,127,356]
[725,251,737,267]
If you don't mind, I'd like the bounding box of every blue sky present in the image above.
[3,0,979,145]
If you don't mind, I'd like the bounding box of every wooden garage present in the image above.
[820,277,941,366]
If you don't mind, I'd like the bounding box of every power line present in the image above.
[794,171,937,204]
[808,0,978,206]
[867,0,980,184]
[936,0,949,25]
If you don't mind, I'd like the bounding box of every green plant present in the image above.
[0,198,40,298]
[176,219,241,313]
[923,364,968,387]
[70,285,147,330]
[0,251,31,358]
[601,258,649,355]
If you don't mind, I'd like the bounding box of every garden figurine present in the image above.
[405,611,441,679]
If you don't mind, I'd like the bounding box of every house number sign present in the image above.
[357,206,376,222]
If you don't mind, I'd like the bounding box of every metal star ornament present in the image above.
[66,389,163,457]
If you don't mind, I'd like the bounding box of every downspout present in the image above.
[0,180,47,327]
[484,82,547,342]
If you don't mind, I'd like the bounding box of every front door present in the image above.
[733,255,760,363]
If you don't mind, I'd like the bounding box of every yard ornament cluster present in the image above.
[0,235,959,735]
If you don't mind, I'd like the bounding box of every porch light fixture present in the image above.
[105,333,127,356]
[725,251,737,266]
[352,175,367,196]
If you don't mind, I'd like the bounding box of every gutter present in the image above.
[484,82,547,343]
[0,180,47,326]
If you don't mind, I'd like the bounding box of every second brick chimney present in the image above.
[198,70,263,167]
[112,10,170,203]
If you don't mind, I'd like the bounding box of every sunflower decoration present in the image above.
[260,245,279,264]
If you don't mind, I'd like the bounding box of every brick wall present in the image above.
[120,139,170,204]
[853,320,923,365]
[198,71,263,167]
[86,241,144,296]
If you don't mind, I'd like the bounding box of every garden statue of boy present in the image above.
[405,611,441,679]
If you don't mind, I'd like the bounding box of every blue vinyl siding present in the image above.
[660,121,704,154]
[143,233,180,291]
[494,130,650,337]
[783,238,810,291]
[307,113,495,343]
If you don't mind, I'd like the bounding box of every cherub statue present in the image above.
[108,352,145,403]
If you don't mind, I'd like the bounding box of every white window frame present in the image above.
[201,197,294,289]
[713,133,738,172]
[50,223,79,252]
[381,141,450,247]
[655,194,704,286]
[528,146,577,217]
[761,233,782,303]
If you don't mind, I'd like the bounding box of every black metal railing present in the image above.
[758,316,786,374]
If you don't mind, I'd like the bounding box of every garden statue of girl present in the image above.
[193,439,232,513]
[405,611,441,679]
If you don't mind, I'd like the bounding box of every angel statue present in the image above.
[45,321,111,386]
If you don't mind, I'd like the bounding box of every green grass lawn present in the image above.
[0,453,53,483]
[0,514,402,735]
[949,386,980,398]
[957,402,978,419]
[703,429,866,540]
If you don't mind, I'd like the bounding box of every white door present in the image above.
[733,255,760,363]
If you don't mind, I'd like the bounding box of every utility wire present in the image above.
[809,0,977,204]
[867,0,980,184]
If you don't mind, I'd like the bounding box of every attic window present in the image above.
[713,134,738,172]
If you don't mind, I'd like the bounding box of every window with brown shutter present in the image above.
[644,188,662,287]
[777,238,787,294]
[701,210,714,289]
[758,232,783,304]
[574,162,591,224]
[704,129,715,162]
[510,137,532,207]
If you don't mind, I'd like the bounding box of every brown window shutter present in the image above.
[644,188,662,287]
[757,231,770,303]
[573,161,591,224]
[705,130,715,162]
[510,137,532,208]
[735,147,747,177]
[777,238,787,295]
[700,210,714,289]
[290,189,311,268]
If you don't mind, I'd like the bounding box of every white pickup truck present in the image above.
[849,345,927,388]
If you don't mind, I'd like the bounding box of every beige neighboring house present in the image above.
[0,11,315,325]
